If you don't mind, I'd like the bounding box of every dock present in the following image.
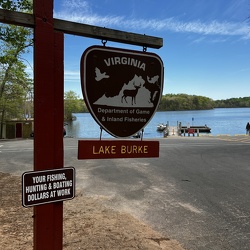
[181,126,211,135]
[157,123,211,137]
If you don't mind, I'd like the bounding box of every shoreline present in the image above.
[0,133,249,141]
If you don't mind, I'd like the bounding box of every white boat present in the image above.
[157,123,166,131]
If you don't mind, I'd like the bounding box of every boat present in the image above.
[132,132,142,138]
[180,125,211,133]
[157,123,167,131]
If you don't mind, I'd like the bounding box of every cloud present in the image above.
[64,71,80,82]
[54,1,250,41]
[60,0,91,14]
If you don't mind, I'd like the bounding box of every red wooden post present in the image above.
[34,1,64,249]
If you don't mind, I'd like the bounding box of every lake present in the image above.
[66,108,250,138]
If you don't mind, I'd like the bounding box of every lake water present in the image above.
[66,108,250,138]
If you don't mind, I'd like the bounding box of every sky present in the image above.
[33,0,250,100]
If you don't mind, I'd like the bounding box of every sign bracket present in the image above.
[99,126,103,140]
[101,39,108,46]
[141,129,144,140]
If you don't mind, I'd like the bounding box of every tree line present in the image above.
[214,97,250,108]
[158,94,250,111]
[63,92,250,120]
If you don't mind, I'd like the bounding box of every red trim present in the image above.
[78,140,159,159]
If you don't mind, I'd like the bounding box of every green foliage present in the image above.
[214,97,250,108]
[0,0,33,138]
[64,91,87,120]
[0,60,32,119]
[158,94,250,111]
[0,0,32,12]
[158,94,215,111]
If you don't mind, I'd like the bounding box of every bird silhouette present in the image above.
[147,75,159,84]
[95,67,110,81]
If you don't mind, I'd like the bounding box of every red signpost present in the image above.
[33,1,64,249]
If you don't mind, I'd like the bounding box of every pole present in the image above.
[34,1,64,249]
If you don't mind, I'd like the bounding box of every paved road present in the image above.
[1,136,250,249]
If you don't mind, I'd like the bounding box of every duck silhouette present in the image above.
[95,67,110,81]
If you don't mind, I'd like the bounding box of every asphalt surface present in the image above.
[1,135,250,249]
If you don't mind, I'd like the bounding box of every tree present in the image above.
[157,94,215,111]
[0,62,32,118]
[0,0,32,11]
[0,0,33,138]
[64,91,84,120]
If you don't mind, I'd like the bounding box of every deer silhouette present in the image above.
[121,82,141,105]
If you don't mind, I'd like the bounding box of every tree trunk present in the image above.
[0,108,5,138]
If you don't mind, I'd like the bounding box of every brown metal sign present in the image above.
[22,167,75,207]
[81,46,164,138]
[78,140,159,159]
